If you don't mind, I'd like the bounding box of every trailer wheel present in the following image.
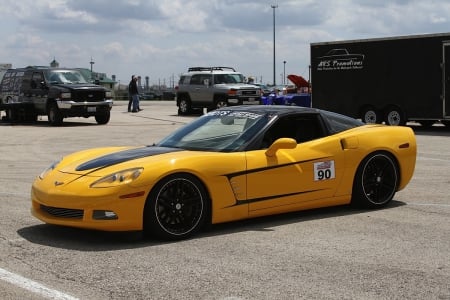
[384,106,406,126]
[419,121,435,127]
[360,106,379,124]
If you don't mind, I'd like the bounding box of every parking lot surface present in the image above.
[0,101,449,300]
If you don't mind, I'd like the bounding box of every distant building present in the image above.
[0,63,12,81]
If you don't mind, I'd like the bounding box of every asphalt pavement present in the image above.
[0,101,449,300]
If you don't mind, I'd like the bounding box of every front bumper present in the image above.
[31,179,147,231]
[56,99,113,117]
[57,99,113,109]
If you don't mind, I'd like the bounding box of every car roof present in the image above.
[216,105,321,116]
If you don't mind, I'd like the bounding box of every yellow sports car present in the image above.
[31,105,416,240]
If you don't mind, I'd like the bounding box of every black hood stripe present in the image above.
[76,146,183,171]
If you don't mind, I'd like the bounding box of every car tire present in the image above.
[143,173,210,240]
[47,102,63,126]
[351,152,398,209]
[360,106,379,124]
[178,97,192,115]
[95,110,110,125]
[384,106,406,126]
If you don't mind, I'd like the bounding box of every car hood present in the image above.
[57,146,183,175]
[51,83,107,91]
[287,74,309,88]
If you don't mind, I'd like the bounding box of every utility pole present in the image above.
[271,4,278,86]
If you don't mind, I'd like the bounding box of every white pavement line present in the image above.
[0,267,79,300]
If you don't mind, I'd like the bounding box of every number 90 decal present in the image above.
[314,160,335,181]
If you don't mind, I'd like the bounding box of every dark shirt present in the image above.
[128,79,138,95]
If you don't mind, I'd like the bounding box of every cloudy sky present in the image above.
[1,0,450,86]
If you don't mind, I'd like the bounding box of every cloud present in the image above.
[1,0,450,84]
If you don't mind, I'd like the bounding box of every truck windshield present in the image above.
[48,70,88,84]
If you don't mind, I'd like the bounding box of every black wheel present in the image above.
[351,152,398,208]
[360,106,379,124]
[4,97,17,122]
[384,106,406,126]
[178,97,191,115]
[144,173,209,240]
[95,110,110,124]
[207,98,228,112]
[214,98,228,109]
[47,103,63,126]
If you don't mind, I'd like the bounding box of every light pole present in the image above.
[271,4,278,86]
[90,57,95,82]
[283,60,286,85]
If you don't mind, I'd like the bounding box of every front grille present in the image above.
[71,90,105,102]
[40,204,84,219]
[241,90,258,96]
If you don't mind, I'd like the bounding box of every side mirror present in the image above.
[265,138,297,157]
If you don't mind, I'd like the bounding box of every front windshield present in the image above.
[47,70,88,84]
[157,110,268,152]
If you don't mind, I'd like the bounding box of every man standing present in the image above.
[128,75,140,113]
[127,75,135,112]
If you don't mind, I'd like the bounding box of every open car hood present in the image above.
[287,74,309,88]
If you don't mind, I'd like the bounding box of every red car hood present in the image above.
[287,74,309,88]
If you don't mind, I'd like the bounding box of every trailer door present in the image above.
[444,43,450,117]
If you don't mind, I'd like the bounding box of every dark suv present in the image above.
[0,66,113,125]
[175,67,261,115]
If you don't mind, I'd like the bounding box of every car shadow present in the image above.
[0,119,98,127]
[17,200,405,251]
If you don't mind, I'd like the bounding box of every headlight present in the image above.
[90,168,143,188]
[105,91,112,98]
[60,92,71,99]
[39,160,61,179]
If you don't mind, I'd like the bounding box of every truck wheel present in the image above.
[95,111,110,125]
[4,97,17,122]
[384,106,406,126]
[361,106,379,124]
[47,103,63,126]
[214,98,228,109]
[178,97,191,115]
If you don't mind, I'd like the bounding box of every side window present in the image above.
[30,72,44,89]
[190,74,202,85]
[200,74,212,86]
[179,75,189,85]
[293,115,325,143]
[261,114,325,148]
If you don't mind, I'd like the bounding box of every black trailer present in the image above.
[310,32,450,126]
